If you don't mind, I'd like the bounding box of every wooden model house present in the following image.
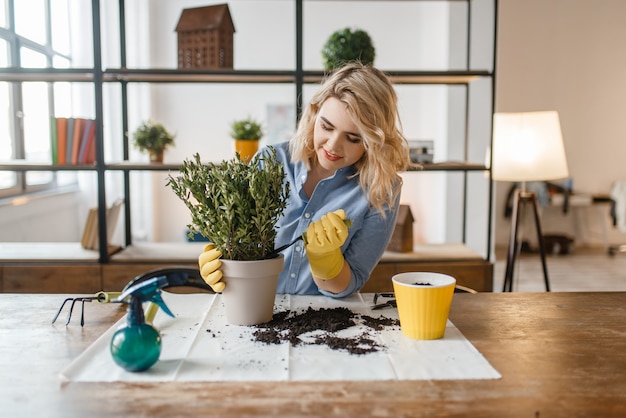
[175,4,235,70]
[386,204,415,253]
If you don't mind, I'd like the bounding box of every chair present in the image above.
[454,284,478,294]
[608,180,626,256]
[608,244,626,256]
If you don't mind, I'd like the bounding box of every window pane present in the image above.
[25,170,53,186]
[15,0,47,45]
[0,38,6,68]
[53,55,70,69]
[20,47,47,68]
[53,82,72,116]
[0,171,18,191]
[56,171,76,187]
[22,82,51,163]
[0,0,6,29]
[25,76,54,186]
[0,81,12,159]
[0,79,18,192]
[50,0,71,56]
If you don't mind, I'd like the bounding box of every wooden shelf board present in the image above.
[0,161,96,171]
[0,243,99,262]
[104,69,295,84]
[106,162,182,171]
[380,243,484,263]
[0,242,484,264]
[305,70,490,85]
[409,162,488,171]
[102,69,491,85]
[110,242,206,263]
[0,68,94,82]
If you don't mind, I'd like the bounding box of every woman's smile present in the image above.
[323,148,342,162]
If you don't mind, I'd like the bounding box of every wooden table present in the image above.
[1,292,625,417]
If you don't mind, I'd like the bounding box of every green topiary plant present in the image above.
[229,117,263,141]
[321,27,376,71]
[167,147,290,261]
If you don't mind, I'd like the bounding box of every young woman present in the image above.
[200,62,411,297]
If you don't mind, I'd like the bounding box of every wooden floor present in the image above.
[492,245,626,292]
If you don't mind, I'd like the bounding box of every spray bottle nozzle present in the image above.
[113,276,175,319]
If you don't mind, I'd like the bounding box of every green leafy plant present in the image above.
[132,120,175,154]
[230,117,263,141]
[167,147,290,261]
[321,27,376,71]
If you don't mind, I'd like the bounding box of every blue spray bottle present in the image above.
[109,276,176,372]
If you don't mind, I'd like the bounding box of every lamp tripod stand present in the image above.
[503,187,551,292]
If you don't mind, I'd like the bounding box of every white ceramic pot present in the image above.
[220,254,284,326]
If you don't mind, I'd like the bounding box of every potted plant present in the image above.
[167,147,290,325]
[230,117,263,163]
[321,27,376,71]
[132,120,175,163]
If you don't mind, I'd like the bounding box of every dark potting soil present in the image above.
[251,307,400,355]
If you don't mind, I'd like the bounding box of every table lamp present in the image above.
[492,111,569,292]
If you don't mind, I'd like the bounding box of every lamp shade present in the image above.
[492,111,569,182]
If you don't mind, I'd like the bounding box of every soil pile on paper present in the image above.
[252,307,399,355]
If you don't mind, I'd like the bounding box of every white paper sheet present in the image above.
[60,293,501,382]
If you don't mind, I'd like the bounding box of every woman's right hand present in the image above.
[304,209,349,280]
[198,244,225,292]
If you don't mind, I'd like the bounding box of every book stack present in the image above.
[50,117,97,165]
[81,198,124,251]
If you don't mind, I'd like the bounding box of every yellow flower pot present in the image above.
[234,139,259,163]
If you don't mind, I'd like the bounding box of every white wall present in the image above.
[137,1,477,248]
[494,0,626,248]
[20,0,626,255]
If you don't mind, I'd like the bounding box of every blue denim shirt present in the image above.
[260,143,400,298]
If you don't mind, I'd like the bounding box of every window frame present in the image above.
[0,0,75,198]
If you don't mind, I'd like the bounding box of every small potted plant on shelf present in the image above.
[167,147,290,326]
[321,27,376,71]
[230,117,263,163]
[132,120,175,163]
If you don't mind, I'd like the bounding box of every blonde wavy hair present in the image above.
[290,62,411,215]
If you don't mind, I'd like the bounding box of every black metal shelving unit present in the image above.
[0,0,497,267]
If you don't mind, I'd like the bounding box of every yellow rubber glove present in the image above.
[198,243,226,292]
[304,209,349,280]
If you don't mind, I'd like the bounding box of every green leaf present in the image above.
[167,147,289,260]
